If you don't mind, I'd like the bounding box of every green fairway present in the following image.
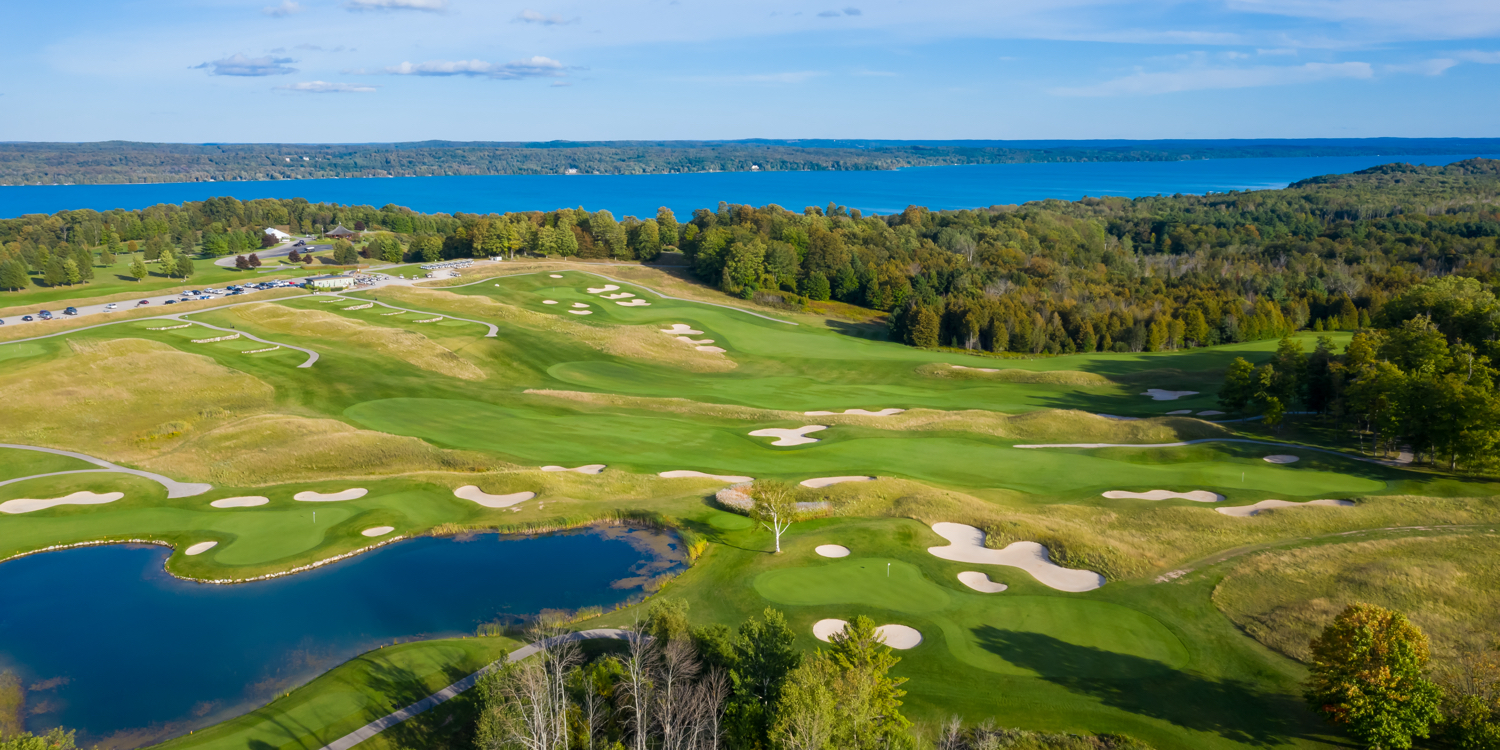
[0,447,96,481]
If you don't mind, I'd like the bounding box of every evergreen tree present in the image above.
[62,258,80,286]
[176,255,194,279]
[72,247,94,282]
[129,255,147,282]
[1219,357,1257,414]
[0,259,29,291]
[44,258,66,287]
[828,615,911,749]
[656,206,679,248]
[729,608,801,749]
[801,271,831,301]
[910,306,940,348]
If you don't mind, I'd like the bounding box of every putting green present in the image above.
[755,558,954,614]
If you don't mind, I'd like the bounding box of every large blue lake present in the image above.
[1,154,1492,219]
[0,528,680,748]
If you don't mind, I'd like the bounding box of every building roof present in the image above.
[306,274,353,282]
[325,225,358,237]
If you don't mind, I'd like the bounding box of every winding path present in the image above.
[319,629,631,750]
[0,444,212,498]
[316,293,499,338]
[1012,437,1415,468]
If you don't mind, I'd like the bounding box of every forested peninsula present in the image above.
[3,137,1499,185]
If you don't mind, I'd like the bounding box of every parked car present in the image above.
[64,307,78,316]
[197,295,211,300]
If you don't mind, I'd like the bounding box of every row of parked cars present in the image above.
[0,279,309,325]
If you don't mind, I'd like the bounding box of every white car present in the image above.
[104,303,118,310]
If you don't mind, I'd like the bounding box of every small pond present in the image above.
[0,527,681,747]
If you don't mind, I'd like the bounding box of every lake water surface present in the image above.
[0,528,680,747]
[1,154,1492,219]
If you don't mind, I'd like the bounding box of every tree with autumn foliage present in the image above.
[1304,603,1442,749]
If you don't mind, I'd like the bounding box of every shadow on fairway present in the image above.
[359,657,477,749]
[974,627,1323,747]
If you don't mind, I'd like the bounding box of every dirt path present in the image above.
[0,443,212,498]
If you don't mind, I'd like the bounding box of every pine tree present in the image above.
[1219,357,1257,414]
[129,255,147,282]
[0,259,30,291]
[44,258,66,287]
[910,306,940,348]
[72,247,94,282]
[62,258,80,286]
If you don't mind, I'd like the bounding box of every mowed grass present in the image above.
[154,635,520,750]
[0,447,96,481]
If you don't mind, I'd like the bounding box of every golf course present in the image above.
[2,255,1497,750]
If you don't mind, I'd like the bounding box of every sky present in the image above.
[2,0,1499,143]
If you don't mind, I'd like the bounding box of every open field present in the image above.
[1,266,1495,750]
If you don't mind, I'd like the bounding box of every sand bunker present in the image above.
[0,491,124,515]
[927,522,1105,592]
[616,299,651,306]
[659,470,754,483]
[1217,499,1355,517]
[549,274,563,278]
[1102,490,1224,503]
[696,345,725,353]
[661,324,704,335]
[455,486,536,508]
[958,571,1008,593]
[812,619,922,649]
[815,544,851,558]
[749,425,827,446]
[569,310,593,315]
[543,300,558,305]
[1097,414,1141,421]
[800,476,875,488]
[1264,454,1301,464]
[803,408,905,417]
[541,464,607,474]
[211,496,269,508]
[294,488,368,502]
[587,285,620,294]
[1166,409,1192,415]
[184,541,217,556]
[1142,389,1199,401]
[602,292,635,299]
[676,336,715,345]
[362,526,395,537]
[571,302,590,308]
[1198,410,1225,416]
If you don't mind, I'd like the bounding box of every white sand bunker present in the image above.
[569,310,593,315]
[571,302,590,308]
[815,544,850,558]
[362,526,395,537]
[185,541,217,556]
[1097,414,1141,421]
[455,486,535,508]
[616,299,651,306]
[543,300,558,305]
[542,464,606,474]
[1142,389,1199,401]
[658,470,754,483]
[294,488,367,502]
[1166,409,1192,415]
[587,285,620,294]
[1217,499,1355,517]
[677,336,715,345]
[549,274,564,278]
[812,620,922,649]
[211,496,269,508]
[804,408,905,417]
[958,571,1008,593]
[696,345,726,353]
[1102,490,1224,503]
[951,365,999,373]
[927,522,1105,592]
[749,425,826,446]
[0,491,124,515]
[661,324,704,335]
[1198,410,1225,416]
[801,476,875,488]
[1264,454,1301,464]
[601,292,635,299]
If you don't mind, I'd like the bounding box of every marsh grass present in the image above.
[1212,532,1500,661]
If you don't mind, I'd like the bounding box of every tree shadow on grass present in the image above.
[973,627,1337,748]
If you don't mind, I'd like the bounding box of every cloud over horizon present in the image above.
[369,56,568,79]
[344,0,448,12]
[194,54,298,77]
[277,81,377,93]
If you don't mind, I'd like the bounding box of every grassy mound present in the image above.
[917,362,1117,386]
[230,303,487,381]
[1212,532,1500,660]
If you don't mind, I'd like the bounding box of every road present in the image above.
[0,284,287,329]
[212,238,332,268]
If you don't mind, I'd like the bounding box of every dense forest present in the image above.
[3,138,1498,185]
[3,159,1498,363]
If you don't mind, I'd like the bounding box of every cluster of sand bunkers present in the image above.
[660,323,725,354]
[540,279,653,314]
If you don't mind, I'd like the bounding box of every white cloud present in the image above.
[1453,49,1500,63]
[345,0,448,12]
[515,9,580,25]
[261,1,303,17]
[193,54,298,76]
[1381,58,1459,75]
[277,81,377,93]
[1054,61,1373,96]
[376,56,567,79]
[1224,0,1500,40]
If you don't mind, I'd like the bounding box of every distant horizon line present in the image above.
[3,136,1500,149]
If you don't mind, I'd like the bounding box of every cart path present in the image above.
[0,444,212,498]
[1013,437,1415,468]
[318,629,632,750]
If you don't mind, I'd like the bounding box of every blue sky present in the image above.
[3,0,1498,142]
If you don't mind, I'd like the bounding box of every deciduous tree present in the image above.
[1305,603,1441,750]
